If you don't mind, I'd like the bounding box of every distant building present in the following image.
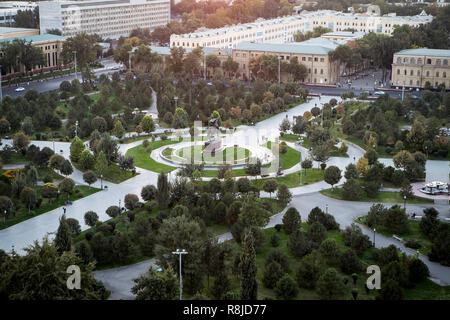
[320,31,366,42]
[0,26,39,39]
[39,0,171,39]
[232,38,341,84]
[0,1,38,26]
[170,9,433,50]
[0,33,66,77]
[391,48,450,89]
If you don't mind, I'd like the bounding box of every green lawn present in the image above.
[265,141,301,170]
[279,134,301,143]
[252,168,324,189]
[320,188,434,204]
[1,185,100,230]
[73,161,136,184]
[125,139,179,173]
[175,145,250,165]
[302,137,349,158]
[355,215,433,256]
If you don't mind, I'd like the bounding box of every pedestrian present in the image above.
[63,207,66,214]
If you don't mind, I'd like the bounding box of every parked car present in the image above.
[373,91,385,96]
[15,87,25,92]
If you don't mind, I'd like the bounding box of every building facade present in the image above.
[0,34,66,77]
[391,48,450,89]
[0,27,39,40]
[39,0,170,40]
[0,1,38,26]
[232,38,340,84]
[170,10,433,49]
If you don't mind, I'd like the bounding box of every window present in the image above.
[444,59,448,66]
[410,70,413,76]
[397,57,401,63]
[397,69,400,75]
[426,58,431,64]
[436,59,441,65]
[410,80,413,85]
[403,57,408,63]
[314,68,317,74]
[444,72,447,78]
[418,58,422,64]
[302,57,306,61]
[320,69,323,74]
[436,72,439,77]
[417,70,420,76]
[314,57,318,62]
[320,58,324,62]
[410,58,415,64]
[417,80,420,86]
[308,57,312,61]
[404,69,407,75]
[426,71,430,76]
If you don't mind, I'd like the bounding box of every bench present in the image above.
[392,235,404,242]
[412,215,422,220]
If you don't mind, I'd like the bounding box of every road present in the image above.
[94,192,450,300]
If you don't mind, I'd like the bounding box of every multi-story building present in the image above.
[0,1,38,26]
[232,38,340,84]
[391,48,450,89]
[170,10,433,49]
[39,0,170,40]
[0,33,66,77]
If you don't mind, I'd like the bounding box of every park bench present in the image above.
[392,235,404,242]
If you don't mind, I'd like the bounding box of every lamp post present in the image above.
[172,249,188,300]
[321,103,324,128]
[174,96,178,109]
[119,199,121,211]
[3,210,6,226]
[403,195,407,210]
[73,51,78,80]
[128,52,132,71]
[75,120,79,137]
[100,174,103,190]
[325,204,328,214]
[373,228,376,247]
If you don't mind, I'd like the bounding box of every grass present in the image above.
[355,215,433,256]
[73,161,136,184]
[302,137,349,158]
[175,145,250,165]
[279,134,301,143]
[37,167,65,182]
[1,185,100,230]
[252,168,325,189]
[265,141,301,170]
[125,139,179,173]
[320,188,434,204]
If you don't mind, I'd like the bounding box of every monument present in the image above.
[204,118,223,154]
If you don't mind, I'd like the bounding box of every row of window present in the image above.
[396,68,448,78]
[396,56,449,65]
[396,79,448,87]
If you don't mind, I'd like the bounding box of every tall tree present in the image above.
[157,171,170,209]
[54,214,72,254]
[240,231,258,300]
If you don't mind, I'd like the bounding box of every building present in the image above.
[0,34,66,77]
[0,1,38,26]
[39,0,171,40]
[170,9,433,49]
[0,26,39,39]
[391,48,450,89]
[320,31,366,42]
[232,38,340,84]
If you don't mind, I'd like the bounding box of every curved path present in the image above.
[0,95,448,256]
[94,192,450,300]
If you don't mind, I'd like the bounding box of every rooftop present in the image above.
[235,40,337,55]
[395,48,450,57]
[0,27,39,35]
[0,34,66,44]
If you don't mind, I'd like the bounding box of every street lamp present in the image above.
[174,96,178,109]
[403,195,407,210]
[203,54,206,81]
[100,174,103,190]
[3,210,6,226]
[119,199,121,211]
[172,249,188,300]
[373,228,376,247]
[0,64,3,104]
[325,204,328,214]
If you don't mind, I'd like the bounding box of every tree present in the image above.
[282,207,301,235]
[106,205,120,219]
[96,134,119,164]
[275,274,299,299]
[356,157,370,176]
[324,166,341,189]
[13,131,30,154]
[60,160,73,177]
[408,259,429,284]
[340,249,362,274]
[342,179,361,200]
[112,232,137,263]
[112,121,125,139]
[289,229,314,258]
[95,151,108,177]
[311,144,330,167]
[140,116,155,134]
[62,33,99,82]
[344,163,359,180]
[376,279,403,300]
[49,154,65,171]
[141,185,157,202]
[84,211,99,227]
[157,172,170,209]
[307,222,327,245]
[83,171,97,188]
[279,118,291,132]
[419,208,439,238]
[319,239,341,265]
[41,183,58,204]
[317,268,347,300]
[54,214,72,254]
[79,149,95,170]
[59,177,75,199]
[212,271,231,300]
[20,186,37,214]
[393,150,413,170]
[70,136,85,163]
[262,261,285,289]
[0,237,104,300]
[131,266,179,300]
[296,251,325,289]
[277,184,292,206]
[240,231,258,300]
[384,205,409,234]
[66,218,81,237]
[124,193,139,210]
